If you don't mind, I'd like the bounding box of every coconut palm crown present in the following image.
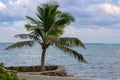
[6,1,87,71]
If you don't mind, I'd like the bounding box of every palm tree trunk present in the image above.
[41,48,46,72]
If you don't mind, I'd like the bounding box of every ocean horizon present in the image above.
[0,42,120,80]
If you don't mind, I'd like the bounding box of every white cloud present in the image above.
[64,26,120,43]
[0,21,27,42]
[100,3,120,15]
[0,1,6,10]
[8,0,31,17]
[0,0,46,21]
[119,0,120,4]
[0,0,120,43]
[0,27,24,42]
[9,0,29,5]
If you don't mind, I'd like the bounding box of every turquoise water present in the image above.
[0,43,120,80]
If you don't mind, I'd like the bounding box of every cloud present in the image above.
[0,0,47,22]
[56,1,120,29]
[9,0,29,5]
[0,21,27,42]
[100,3,120,15]
[0,27,24,42]
[76,15,120,28]
[0,1,6,10]
[64,26,120,43]
[0,21,26,29]
[0,0,120,43]
[68,2,120,29]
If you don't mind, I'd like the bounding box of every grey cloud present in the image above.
[74,15,120,29]
[0,0,41,22]
[82,0,106,4]
[56,0,120,29]
[0,0,120,30]
[0,21,26,31]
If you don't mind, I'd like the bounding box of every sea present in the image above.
[0,43,120,80]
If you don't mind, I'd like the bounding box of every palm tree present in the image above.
[6,1,87,72]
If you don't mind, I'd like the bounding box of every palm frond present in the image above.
[36,13,43,23]
[15,34,42,44]
[55,44,87,63]
[54,12,75,27]
[5,41,34,50]
[61,12,75,22]
[47,12,74,36]
[59,37,86,49]
[48,28,64,37]
[15,34,29,39]
[37,5,44,21]
[30,29,44,40]
[46,35,59,42]
[25,24,43,31]
[26,16,40,25]
[25,24,45,39]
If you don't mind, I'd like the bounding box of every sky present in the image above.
[0,0,120,43]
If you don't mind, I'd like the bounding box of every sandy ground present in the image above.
[18,74,94,80]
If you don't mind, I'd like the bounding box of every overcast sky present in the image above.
[0,0,120,43]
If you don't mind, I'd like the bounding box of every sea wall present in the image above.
[5,65,68,76]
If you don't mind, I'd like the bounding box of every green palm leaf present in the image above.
[46,35,59,42]
[59,37,86,49]
[15,34,30,39]
[55,12,75,26]
[15,34,42,44]
[25,24,45,39]
[5,41,34,50]
[25,24,43,31]
[26,16,40,25]
[55,44,87,63]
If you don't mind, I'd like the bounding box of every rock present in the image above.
[5,65,70,77]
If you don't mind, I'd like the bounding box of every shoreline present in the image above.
[18,73,94,80]
[6,65,111,80]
